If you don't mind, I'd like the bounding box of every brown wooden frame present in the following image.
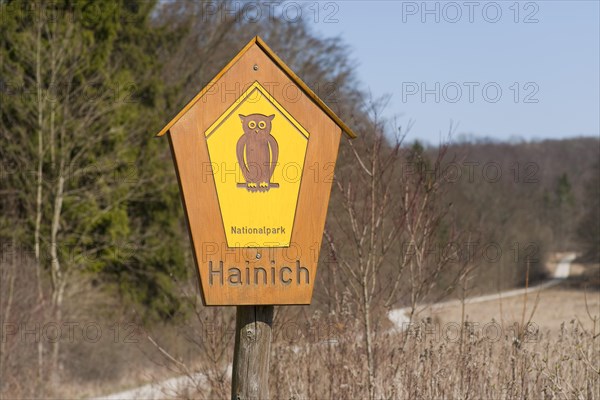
[161,37,353,305]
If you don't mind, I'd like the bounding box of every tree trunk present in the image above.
[49,281,65,387]
[34,20,46,389]
[49,173,65,386]
[362,279,375,400]
[231,305,274,400]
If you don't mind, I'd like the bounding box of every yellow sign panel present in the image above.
[205,82,309,247]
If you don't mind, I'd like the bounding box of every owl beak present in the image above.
[254,130,259,134]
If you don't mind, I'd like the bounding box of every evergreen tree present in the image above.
[0,0,188,385]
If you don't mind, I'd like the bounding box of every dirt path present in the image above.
[92,373,206,400]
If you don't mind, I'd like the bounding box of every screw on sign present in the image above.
[156,36,355,399]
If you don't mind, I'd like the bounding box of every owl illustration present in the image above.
[236,114,279,192]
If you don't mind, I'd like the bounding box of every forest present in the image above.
[1,1,598,399]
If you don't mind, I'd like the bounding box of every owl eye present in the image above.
[258,121,266,129]
[248,121,257,129]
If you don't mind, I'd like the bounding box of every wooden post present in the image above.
[231,305,274,400]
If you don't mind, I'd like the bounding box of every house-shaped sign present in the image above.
[157,36,355,305]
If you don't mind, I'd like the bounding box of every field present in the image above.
[421,256,600,336]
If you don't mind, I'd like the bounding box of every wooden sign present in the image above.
[157,36,355,305]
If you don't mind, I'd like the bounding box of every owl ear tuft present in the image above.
[239,114,246,121]
[267,114,275,121]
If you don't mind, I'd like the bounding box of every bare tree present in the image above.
[325,103,472,399]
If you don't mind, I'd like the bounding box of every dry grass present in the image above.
[268,294,599,399]
[268,308,599,399]
[3,261,597,399]
[146,279,599,400]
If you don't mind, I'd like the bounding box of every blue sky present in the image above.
[308,1,600,144]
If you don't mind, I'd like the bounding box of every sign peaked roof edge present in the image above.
[156,36,356,139]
